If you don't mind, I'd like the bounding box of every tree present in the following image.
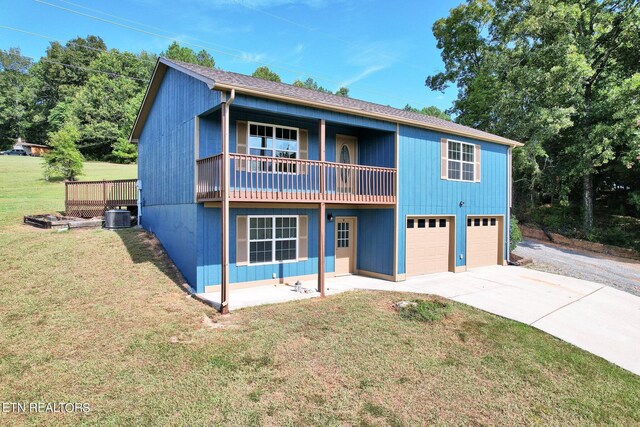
[293,77,350,97]
[162,42,215,68]
[25,36,107,145]
[293,77,331,93]
[427,0,640,234]
[71,49,152,161]
[335,87,350,97]
[0,48,32,149]
[43,124,84,181]
[252,66,281,82]
[403,104,451,121]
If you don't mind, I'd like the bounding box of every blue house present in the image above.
[130,58,522,312]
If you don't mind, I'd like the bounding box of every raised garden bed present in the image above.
[24,214,103,230]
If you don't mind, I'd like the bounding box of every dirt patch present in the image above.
[520,224,640,261]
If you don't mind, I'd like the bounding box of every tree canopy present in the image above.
[403,104,451,121]
[0,39,217,163]
[0,48,32,147]
[252,66,281,82]
[161,42,215,68]
[427,0,640,233]
[293,77,350,97]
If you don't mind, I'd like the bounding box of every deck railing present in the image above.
[196,153,396,204]
[65,179,138,218]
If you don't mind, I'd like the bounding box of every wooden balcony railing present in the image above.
[65,179,138,218]
[196,153,396,204]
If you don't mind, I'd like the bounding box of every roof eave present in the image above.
[212,83,523,147]
[129,58,217,143]
[130,58,523,148]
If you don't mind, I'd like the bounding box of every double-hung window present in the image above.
[248,123,298,173]
[447,140,475,181]
[248,216,298,264]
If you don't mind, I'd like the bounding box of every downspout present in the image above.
[220,89,235,314]
[506,147,512,265]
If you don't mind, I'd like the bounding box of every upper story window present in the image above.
[248,123,299,173]
[447,140,475,181]
[249,123,298,160]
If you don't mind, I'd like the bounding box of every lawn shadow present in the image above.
[112,227,195,295]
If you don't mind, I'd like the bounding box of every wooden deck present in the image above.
[196,153,396,204]
[65,179,138,218]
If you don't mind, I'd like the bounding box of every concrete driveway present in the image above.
[200,265,640,376]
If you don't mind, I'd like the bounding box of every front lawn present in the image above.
[0,156,639,425]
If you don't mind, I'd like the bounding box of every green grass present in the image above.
[0,156,136,225]
[398,299,451,323]
[1,156,639,425]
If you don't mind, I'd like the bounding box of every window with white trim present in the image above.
[448,141,475,181]
[248,216,298,264]
[249,122,298,173]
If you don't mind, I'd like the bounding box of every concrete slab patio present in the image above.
[198,265,640,376]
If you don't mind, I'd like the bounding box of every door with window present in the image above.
[336,135,357,194]
[335,217,356,275]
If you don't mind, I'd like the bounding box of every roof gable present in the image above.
[130,58,522,147]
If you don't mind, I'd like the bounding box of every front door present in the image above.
[336,135,357,194]
[335,217,356,275]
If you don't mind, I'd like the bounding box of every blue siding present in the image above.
[397,125,509,274]
[196,204,221,292]
[196,207,395,289]
[357,209,394,275]
[199,112,221,158]
[229,109,394,167]
[138,68,221,287]
[233,94,397,132]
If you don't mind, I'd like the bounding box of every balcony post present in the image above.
[318,119,326,296]
[220,90,235,314]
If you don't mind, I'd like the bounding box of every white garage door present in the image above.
[406,217,452,276]
[466,216,502,268]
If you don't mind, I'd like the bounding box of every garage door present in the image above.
[466,216,502,268]
[406,217,452,276]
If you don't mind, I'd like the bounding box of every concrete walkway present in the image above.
[199,265,640,376]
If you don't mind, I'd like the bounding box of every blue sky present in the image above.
[0,0,462,111]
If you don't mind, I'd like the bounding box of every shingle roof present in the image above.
[132,58,521,146]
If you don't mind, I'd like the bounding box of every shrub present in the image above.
[398,299,451,323]
[510,214,523,252]
[111,137,138,164]
[43,124,84,181]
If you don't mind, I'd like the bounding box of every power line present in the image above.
[30,0,427,107]
[0,25,157,64]
[230,0,424,73]
[53,0,182,37]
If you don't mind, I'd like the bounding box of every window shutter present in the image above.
[236,215,248,266]
[298,215,308,260]
[236,121,248,172]
[236,121,248,154]
[474,144,481,182]
[299,129,308,175]
[440,138,448,179]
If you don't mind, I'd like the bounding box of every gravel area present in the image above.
[513,239,640,297]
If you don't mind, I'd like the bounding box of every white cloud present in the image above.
[239,51,267,63]
[293,43,305,55]
[338,64,386,88]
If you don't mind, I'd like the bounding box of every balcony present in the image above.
[196,153,396,204]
